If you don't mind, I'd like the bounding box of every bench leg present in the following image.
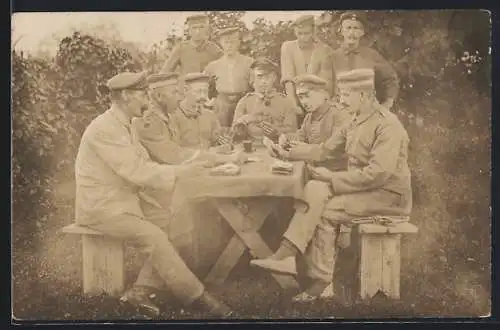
[81,235,125,297]
[359,233,401,300]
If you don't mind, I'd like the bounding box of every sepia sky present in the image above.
[12,11,324,54]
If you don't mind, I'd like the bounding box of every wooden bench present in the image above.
[357,222,418,300]
[61,224,125,297]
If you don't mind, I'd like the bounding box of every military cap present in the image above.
[182,72,210,84]
[186,14,209,24]
[336,68,375,91]
[106,71,148,91]
[292,14,315,27]
[293,74,329,93]
[250,57,279,73]
[339,11,367,27]
[147,72,179,89]
[217,26,240,38]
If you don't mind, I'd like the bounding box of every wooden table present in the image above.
[170,148,306,290]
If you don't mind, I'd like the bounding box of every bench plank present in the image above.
[359,222,418,235]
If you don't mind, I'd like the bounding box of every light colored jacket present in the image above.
[74,105,176,225]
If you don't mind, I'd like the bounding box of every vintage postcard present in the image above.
[11,10,491,321]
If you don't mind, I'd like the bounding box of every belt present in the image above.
[350,215,410,227]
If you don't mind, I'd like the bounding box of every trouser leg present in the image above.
[215,95,239,127]
[303,211,352,283]
[87,214,205,306]
[283,180,332,253]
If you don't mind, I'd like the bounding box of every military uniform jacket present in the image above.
[330,45,399,104]
[287,103,352,171]
[169,105,222,149]
[131,105,198,165]
[291,102,412,216]
[232,91,298,142]
[74,105,176,225]
[161,40,223,75]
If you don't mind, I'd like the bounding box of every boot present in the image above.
[192,291,234,318]
[120,285,161,319]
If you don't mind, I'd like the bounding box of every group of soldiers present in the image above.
[74,11,412,318]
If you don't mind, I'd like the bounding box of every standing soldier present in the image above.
[161,14,223,75]
[277,73,352,172]
[331,11,399,110]
[74,71,233,318]
[204,26,254,127]
[232,57,298,146]
[251,69,412,302]
[169,72,223,149]
[280,14,334,119]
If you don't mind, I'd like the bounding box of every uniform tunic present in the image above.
[280,39,334,91]
[161,40,223,75]
[74,105,176,226]
[330,44,399,104]
[291,101,412,217]
[286,102,352,171]
[204,54,254,126]
[232,91,298,144]
[169,105,222,149]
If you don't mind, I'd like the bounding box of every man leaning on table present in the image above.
[251,68,412,302]
[74,71,233,318]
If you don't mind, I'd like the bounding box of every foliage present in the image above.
[12,10,491,316]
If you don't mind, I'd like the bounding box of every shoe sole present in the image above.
[250,260,297,276]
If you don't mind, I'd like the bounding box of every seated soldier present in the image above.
[169,73,225,149]
[131,72,245,274]
[251,68,412,302]
[277,73,352,172]
[231,57,298,146]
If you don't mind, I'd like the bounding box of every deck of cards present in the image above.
[270,160,294,175]
[209,162,241,176]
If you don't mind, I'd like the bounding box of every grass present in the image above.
[12,202,490,322]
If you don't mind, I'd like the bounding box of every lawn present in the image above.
[12,188,490,321]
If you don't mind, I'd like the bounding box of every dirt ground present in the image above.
[12,187,491,321]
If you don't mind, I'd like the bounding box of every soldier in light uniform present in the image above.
[74,71,233,318]
[169,72,223,149]
[204,26,254,127]
[280,15,334,119]
[277,73,352,172]
[232,57,298,146]
[331,11,399,110]
[251,69,412,302]
[161,14,223,75]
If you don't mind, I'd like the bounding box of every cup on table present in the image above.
[243,140,253,153]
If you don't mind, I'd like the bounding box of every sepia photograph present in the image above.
[11,10,491,321]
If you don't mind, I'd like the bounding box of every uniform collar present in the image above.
[179,103,201,118]
[297,38,317,50]
[191,39,208,51]
[149,100,170,122]
[109,104,132,127]
[352,101,385,126]
[341,42,361,55]
[310,102,331,121]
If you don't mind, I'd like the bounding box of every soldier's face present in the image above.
[340,20,365,44]
[188,22,209,41]
[338,88,362,112]
[153,83,181,112]
[294,25,315,45]
[253,69,276,93]
[185,81,209,106]
[220,33,240,55]
[297,89,328,113]
[124,90,149,117]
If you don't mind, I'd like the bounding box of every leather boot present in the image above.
[119,285,161,319]
[192,291,234,318]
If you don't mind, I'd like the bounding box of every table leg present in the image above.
[207,198,299,290]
